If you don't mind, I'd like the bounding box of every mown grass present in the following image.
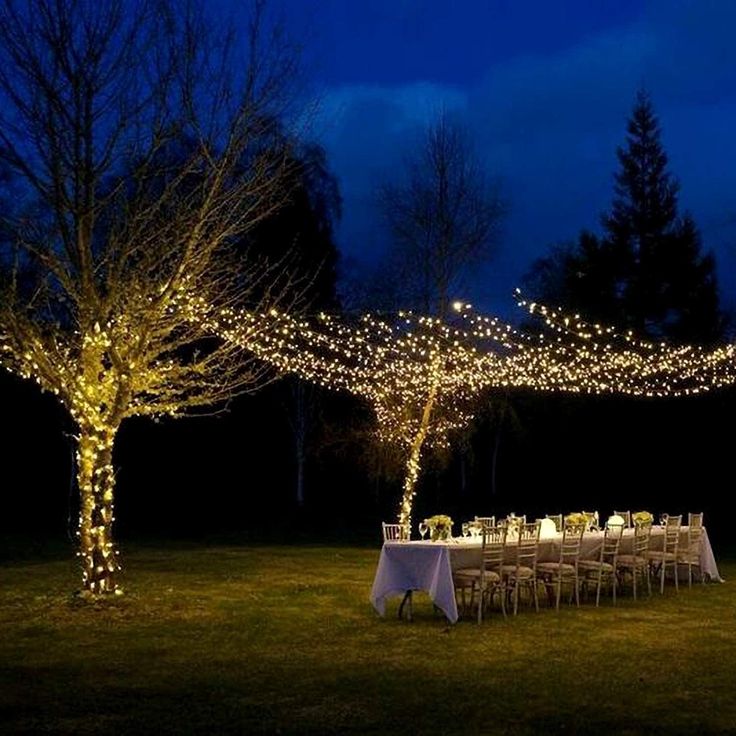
[1,543,735,735]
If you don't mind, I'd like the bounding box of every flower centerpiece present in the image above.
[564,512,589,529]
[632,510,653,526]
[425,514,453,541]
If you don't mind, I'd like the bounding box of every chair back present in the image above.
[480,525,506,579]
[504,514,527,525]
[685,512,705,559]
[559,523,585,565]
[514,521,540,570]
[475,516,496,529]
[662,514,682,555]
[545,513,563,532]
[632,520,652,557]
[613,510,632,528]
[382,522,407,542]
[601,523,624,564]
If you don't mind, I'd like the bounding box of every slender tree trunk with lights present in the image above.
[397,370,440,531]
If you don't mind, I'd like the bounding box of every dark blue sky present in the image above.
[281,1,736,317]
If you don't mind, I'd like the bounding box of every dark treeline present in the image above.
[4,371,736,553]
[2,73,734,559]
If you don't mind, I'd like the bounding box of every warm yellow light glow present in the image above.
[200,292,736,531]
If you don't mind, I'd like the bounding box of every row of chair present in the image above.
[451,514,705,623]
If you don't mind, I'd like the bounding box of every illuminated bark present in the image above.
[76,424,120,594]
[0,1,308,596]
[397,366,440,532]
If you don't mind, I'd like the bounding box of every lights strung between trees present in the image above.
[204,291,736,532]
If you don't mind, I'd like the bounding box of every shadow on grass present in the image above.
[1,543,735,734]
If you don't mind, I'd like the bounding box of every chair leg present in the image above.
[660,563,665,594]
[398,590,413,621]
[612,572,617,606]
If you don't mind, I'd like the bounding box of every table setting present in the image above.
[370,511,723,624]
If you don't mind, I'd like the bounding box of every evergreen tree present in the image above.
[525,90,724,343]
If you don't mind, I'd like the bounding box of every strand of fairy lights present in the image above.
[197,293,736,531]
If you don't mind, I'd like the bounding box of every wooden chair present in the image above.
[579,522,623,605]
[454,525,507,623]
[381,523,412,618]
[501,521,540,615]
[474,516,496,528]
[382,522,408,542]
[613,510,632,528]
[648,514,682,593]
[545,514,563,532]
[678,512,705,587]
[537,522,585,610]
[616,520,652,599]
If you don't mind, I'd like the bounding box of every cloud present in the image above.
[316,2,736,315]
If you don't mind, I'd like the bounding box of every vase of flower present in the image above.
[426,514,453,541]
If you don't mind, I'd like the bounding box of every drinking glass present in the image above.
[462,522,470,538]
[418,521,428,540]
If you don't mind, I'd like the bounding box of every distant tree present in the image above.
[378,114,504,318]
[0,0,306,595]
[246,142,341,508]
[525,90,724,343]
[246,143,341,311]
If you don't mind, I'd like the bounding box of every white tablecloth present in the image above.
[370,527,722,624]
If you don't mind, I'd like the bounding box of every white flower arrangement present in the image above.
[425,515,453,541]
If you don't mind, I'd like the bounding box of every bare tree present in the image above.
[379,114,505,318]
[0,0,306,595]
[372,115,505,517]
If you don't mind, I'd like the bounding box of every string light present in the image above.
[204,293,736,532]
[4,283,735,564]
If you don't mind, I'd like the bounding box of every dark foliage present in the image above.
[525,90,724,344]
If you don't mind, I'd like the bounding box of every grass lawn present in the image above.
[1,542,735,735]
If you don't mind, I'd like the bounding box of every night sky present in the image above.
[275,0,736,318]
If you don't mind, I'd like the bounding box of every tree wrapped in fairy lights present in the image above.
[0,0,307,595]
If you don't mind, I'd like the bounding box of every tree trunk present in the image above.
[76,423,121,595]
[491,427,501,497]
[397,361,441,531]
[459,452,467,496]
[290,379,309,508]
[295,447,305,508]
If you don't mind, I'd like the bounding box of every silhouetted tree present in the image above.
[377,114,504,318]
[525,90,724,343]
[246,142,341,508]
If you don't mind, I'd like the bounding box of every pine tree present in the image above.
[525,90,724,343]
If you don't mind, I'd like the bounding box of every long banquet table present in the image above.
[370,527,722,624]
